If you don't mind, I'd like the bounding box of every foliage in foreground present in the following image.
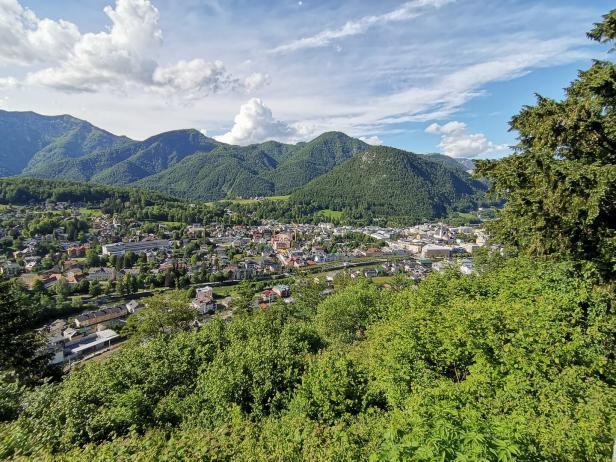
[1,257,614,461]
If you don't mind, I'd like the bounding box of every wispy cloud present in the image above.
[269,0,453,54]
[278,35,590,138]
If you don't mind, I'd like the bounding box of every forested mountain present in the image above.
[24,129,221,184]
[136,131,368,200]
[290,146,487,222]
[136,141,295,200]
[0,177,181,207]
[0,110,131,177]
[1,110,481,208]
[2,110,480,211]
[264,132,368,192]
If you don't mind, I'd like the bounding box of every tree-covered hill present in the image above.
[290,146,487,223]
[263,131,368,193]
[24,129,222,184]
[135,131,370,200]
[5,117,370,200]
[0,110,132,177]
[0,177,182,207]
[135,140,295,200]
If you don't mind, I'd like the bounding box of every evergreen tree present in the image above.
[476,10,616,277]
[0,282,48,380]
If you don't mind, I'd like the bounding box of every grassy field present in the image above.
[213,286,236,297]
[450,211,476,220]
[207,195,289,206]
[19,273,41,288]
[78,208,103,217]
[318,209,343,220]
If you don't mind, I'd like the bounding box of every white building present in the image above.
[102,239,172,256]
[421,244,452,259]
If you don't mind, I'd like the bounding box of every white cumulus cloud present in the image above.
[359,135,383,145]
[270,0,452,53]
[1,0,263,99]
[425,121,509,158]
[0,0,80,65]
[425,121,465,135]
[26,0,162,92]
[20,0,162,92]
[215,98,303,145]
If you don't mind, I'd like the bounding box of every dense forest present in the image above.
[289,146,487,225]
[0,9,615,461]
[0,177,181,208]
[0,176,481,227]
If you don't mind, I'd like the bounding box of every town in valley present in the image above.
[0,199,493,367]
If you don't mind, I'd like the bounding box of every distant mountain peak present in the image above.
[3,109,485,212]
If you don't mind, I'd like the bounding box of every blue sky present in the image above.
[0,0,613,158]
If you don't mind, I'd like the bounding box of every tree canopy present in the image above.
[476,9,616,277]
[0,257,613,460]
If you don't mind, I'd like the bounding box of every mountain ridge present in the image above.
[0,110,132,176]
[1,110,481,207]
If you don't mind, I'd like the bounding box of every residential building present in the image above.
[87,267,117,282]
[67,244,90,257]
[74,306,128,328]
[1,261,21,277]
[191,286,215,314]
[125,300,141,313]
[272,285,290,298]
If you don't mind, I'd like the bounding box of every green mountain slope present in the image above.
[4,110,482,210]
[136,132,369,200]
[290,146,487,222]
[91,129,221,185]
[25,129,220,183]
[264,132,368,193]
[136,142,292,200]
[0,110,131,176]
